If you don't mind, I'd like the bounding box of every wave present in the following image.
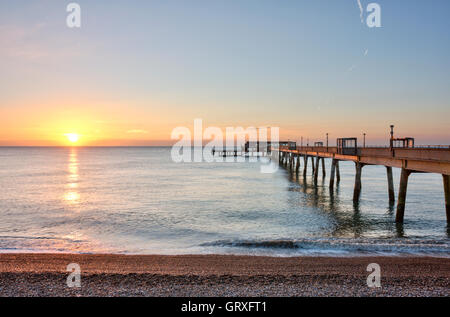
[201,238,450,257]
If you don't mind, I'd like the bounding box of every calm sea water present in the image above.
[0,147,448,256]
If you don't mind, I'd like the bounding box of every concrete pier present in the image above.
[278,142,450,223]
[321,158,326,178]
[396,168,411,223]
[329,159,337,190]
[443,174,450,223]
[314,156,320,183]
[353,162,364,202]
[303,155,308,177]
[386,166,395,203]
[296,154,301,174]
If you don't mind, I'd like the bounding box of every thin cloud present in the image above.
[126,129,149,134]
[0,23,85,60]
[347,64,357,72]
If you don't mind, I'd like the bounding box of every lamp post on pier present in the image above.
[390,125,395,149]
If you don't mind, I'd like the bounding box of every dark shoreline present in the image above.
[0,253,449,297]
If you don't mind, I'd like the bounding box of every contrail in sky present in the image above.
[357,0,364,23]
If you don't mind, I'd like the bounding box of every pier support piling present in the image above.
[303,156,308,177]
[336,161,341,183]
[296,154,300,174]
[311,156,316,175]
[353,162,364,202]
[386,166,395,203]
[314,156,320,183]
[329,159,337,190]
[396,168,411,223]
[443,174,450,223]
[321,158,326,178]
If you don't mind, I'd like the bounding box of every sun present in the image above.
[65,133,79,143]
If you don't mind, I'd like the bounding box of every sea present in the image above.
[0,147,448,257]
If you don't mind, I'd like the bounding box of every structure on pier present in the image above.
[212,141,292,157]
[392,137,415,148]
[277,127,450,224]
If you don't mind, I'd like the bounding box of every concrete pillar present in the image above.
[443,174,450,223]
[386,166,395,203]
[303,155,308,177]
[353,162,364,202]
[396,168,411,223]
[296,154,300,174]
[311,156,316,175]
[314,156,320,183]
[329,159,337,190]
[321,158,326,178]
[336,161,341,183]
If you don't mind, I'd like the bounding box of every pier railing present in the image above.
[279,146,450,163]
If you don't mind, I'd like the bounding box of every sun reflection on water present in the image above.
[65,148,80,204]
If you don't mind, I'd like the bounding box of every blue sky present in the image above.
[0,0,449,145]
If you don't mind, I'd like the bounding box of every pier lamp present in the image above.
[363,133,366,148]
[390,125,395,148]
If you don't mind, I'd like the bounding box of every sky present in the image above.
[0,0,449,146]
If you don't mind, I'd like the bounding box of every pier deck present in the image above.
[278,145,450,223]
[281,146,450,175]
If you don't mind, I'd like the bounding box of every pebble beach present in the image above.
[0,254,448,297]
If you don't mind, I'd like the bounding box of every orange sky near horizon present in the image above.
[1,97,449,147]
[1,91,449,147]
